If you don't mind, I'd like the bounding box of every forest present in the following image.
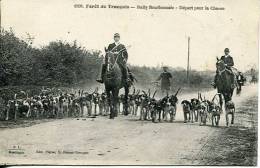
[0,28,215,98]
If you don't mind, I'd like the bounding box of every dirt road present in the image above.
[0,84,257,165]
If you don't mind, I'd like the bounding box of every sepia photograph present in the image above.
[0,0,259,166]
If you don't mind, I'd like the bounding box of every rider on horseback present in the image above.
[212,48,236,88]
[96,33,133,85]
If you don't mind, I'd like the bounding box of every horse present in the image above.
[103,48,130,119]
[215,58,236,108]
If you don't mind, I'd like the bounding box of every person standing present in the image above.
[156,66,173,95]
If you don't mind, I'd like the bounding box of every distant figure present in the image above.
[250,68,258,83]
[237,72,246,85]
[236,71,246,95]
[156,66,172,95]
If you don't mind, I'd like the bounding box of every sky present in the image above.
[2,0,259,71]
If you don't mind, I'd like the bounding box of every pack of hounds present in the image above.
[1,87,235,127]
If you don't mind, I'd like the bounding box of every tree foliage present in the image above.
[0,28,214,90]
[1,29,103,87]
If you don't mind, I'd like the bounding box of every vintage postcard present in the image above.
[0,0,259,166]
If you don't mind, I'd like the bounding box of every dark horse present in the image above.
[215,58,235,109]
[103,48,130,119]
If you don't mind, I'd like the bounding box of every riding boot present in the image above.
[120,64,129,86]
[96,64,106,83]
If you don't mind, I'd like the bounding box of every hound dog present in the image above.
[206,100,221,126]
[92,92,100,116]
[225,100,235,126]
[181,100,192,123]
[99,92,108,116]
[139,93,150,120]
[162,95,178,122]
[198,101,208,126]
[190,98,200,122]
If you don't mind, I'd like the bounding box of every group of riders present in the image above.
[96,33,246,101]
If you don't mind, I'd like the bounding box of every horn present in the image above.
[152,90,157,98]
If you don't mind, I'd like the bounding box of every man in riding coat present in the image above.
[97,33,133,85]
[212,48,236,88]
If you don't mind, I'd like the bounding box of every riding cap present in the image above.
[224,48,230,52]
[114,33,120,37]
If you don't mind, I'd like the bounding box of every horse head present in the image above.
[106,50,117,72]
[216,58,226,73]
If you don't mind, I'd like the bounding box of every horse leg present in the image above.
[111,88,119,118]
[105,89,113,119]
[225,113,229,126]
[219,94,223,111]
[184,111,187,123]
[231,109,235,125]
[230,89,234,99]
[124,86,129,116]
